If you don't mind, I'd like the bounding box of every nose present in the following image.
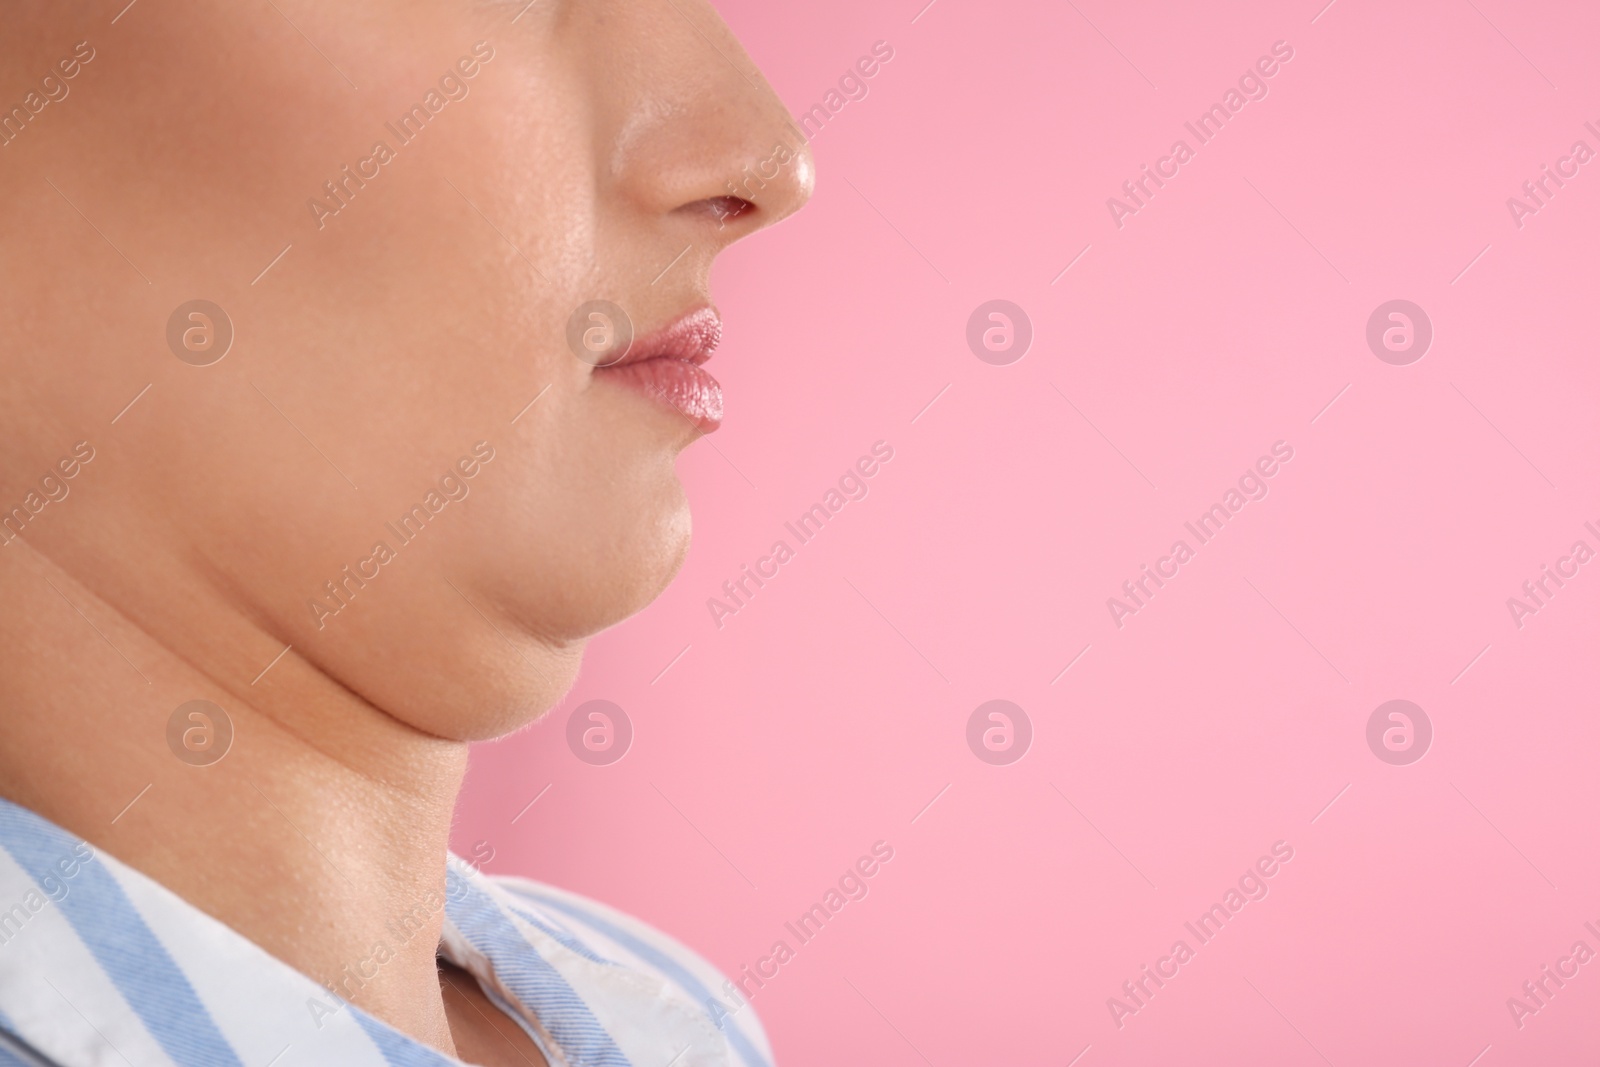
[585,0,815,256]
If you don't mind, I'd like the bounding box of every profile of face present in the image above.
[0,1,812,740]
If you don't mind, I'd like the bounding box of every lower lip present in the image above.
[597,358,724,433]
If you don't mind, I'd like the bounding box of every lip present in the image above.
[594,305,724,433]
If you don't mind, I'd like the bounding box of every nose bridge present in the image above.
[596,0,814,231]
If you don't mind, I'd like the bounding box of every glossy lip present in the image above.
[610,305,722,367]
[594,305,725,433]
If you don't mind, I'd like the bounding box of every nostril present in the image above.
[702,195,755,227]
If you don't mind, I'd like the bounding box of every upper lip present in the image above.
[605,305,722,368]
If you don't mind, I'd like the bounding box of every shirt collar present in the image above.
[0,796,736,1067]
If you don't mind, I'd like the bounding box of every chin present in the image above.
[436,642,590,743]
[533,474,695,642]
[298,425,698,743]
[424,476,694,741]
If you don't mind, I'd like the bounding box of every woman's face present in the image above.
[0,1,811,738]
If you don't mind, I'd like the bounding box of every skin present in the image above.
[0,0,811,1061]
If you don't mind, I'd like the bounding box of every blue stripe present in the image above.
[446,869,632,1067]
[503,902,618,967]
[0,799,243,1067]
[0,1039,49,1067]
[510,886,771,1067]
[0,1025,56,1067]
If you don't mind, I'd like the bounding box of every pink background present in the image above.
[455,1,1600,1063]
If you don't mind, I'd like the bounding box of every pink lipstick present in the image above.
[594,306,724,433]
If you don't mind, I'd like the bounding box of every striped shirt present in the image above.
[0,798,771,1067]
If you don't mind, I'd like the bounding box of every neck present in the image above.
[0,541,467,1055]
